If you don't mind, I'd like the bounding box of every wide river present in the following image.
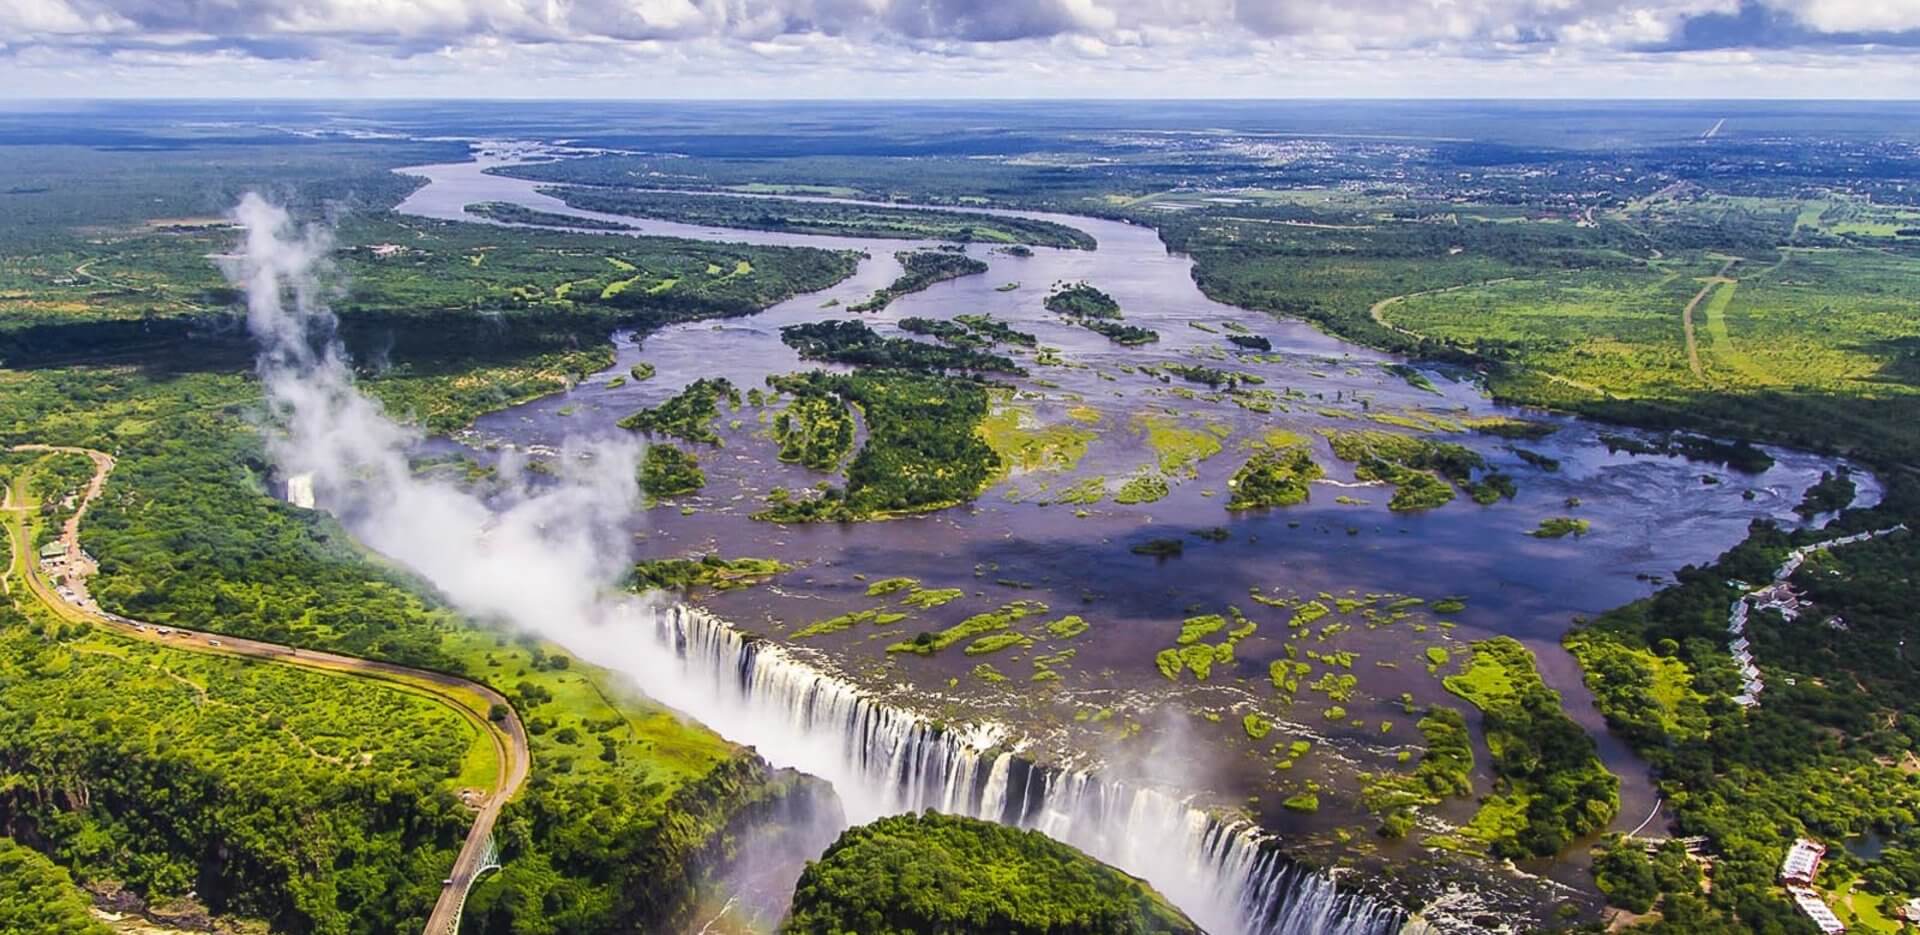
[392,144,1874,895]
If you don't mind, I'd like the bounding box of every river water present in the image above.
[388,144,1876,921]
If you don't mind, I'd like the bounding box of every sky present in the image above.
[1,0,1918,98]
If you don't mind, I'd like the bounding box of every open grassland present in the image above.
[1164,192,1920,461]
[1386,259,1722,400]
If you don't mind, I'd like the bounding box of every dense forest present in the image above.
[849,250,990,312]
[1565,500,1920,931]
[780,319,1021,375]
[0,367,812,935]
[781,812,1200,935]
[0,837,111,935]
[537,187,1097,249]
[755,370,1000,522]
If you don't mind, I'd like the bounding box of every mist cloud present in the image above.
[225,193,643,641]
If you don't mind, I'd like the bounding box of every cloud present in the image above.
[1,0,1917,95]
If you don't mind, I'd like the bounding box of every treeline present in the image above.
[0,600,470,932]
[538,187,1097,249]
[464,201,638,231]
[1445,638,1619,859]
[755,370,999,522]
[0,837,110,935]
[1564,478,1920,930]
[2,216,858,374]
[781,812,1200,935]
[780,319,1021,375]
[618,377,741,444]
[849,250,989,312]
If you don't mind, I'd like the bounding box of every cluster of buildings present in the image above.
[1779,838,1846,934]
[1723,524,1909,709]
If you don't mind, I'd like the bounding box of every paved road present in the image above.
[4,445,529,935]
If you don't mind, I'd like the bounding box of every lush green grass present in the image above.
[978,393,1097,481]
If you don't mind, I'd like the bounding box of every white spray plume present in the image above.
[223,193,644,637]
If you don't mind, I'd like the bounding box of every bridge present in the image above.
[429,833,503,934]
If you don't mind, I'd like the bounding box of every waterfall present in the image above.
[638,602,1409,935]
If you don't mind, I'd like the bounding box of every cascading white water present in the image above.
[634,602,1409,935]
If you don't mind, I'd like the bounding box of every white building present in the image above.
[1781,838,1826,885]
[1788,887,1845,934]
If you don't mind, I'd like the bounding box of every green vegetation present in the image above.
[953,314,1037,347]
[617,377,740,444]
[1797,467,1857,518]
[1,207,855,391]
[850,250,991,312]
[0,837,112,935]
[465,201,637,231]
[367,346,616,434]
[631,555,790,594]
[1078,319,1159,347]
[1226,444,1323,510]
[541,188,1095,249]
[794,608,910,639]
[1564,510,1920,930]
[978,397,1096,479]
[1441,638,1618,858]
[1131,537,1184,558]
[1046,283,1155,345]
[640,443,705,498]
[780,319,1020,374]
[1046,615,1089,639]
[1359,707,1477,838]
[888,601,1047,655]
[755,371,1000,522]
[1044,283,1121,318]
[0,367,802,935]
[1326,429,1509,512]
[1531,517,1591,538]
[770,382,855,470]
[865,577,920,596]
[900,587,965,610]
[781,812,1199,935]
[897,316,982,347]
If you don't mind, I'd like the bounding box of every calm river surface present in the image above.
[392,145,1875,875]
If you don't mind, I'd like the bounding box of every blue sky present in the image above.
[1,0,1917,98]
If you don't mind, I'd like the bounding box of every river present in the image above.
[385,142,1876,928]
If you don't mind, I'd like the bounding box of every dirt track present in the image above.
[3,444,528,935]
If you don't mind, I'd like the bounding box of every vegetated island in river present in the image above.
[464,201,638,231]
[781,811,1201,935]
[1045,281,1159,346]
[850,249,988,312]
[535,186,1098,249]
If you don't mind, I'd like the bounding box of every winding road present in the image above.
[2,445,529,935]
